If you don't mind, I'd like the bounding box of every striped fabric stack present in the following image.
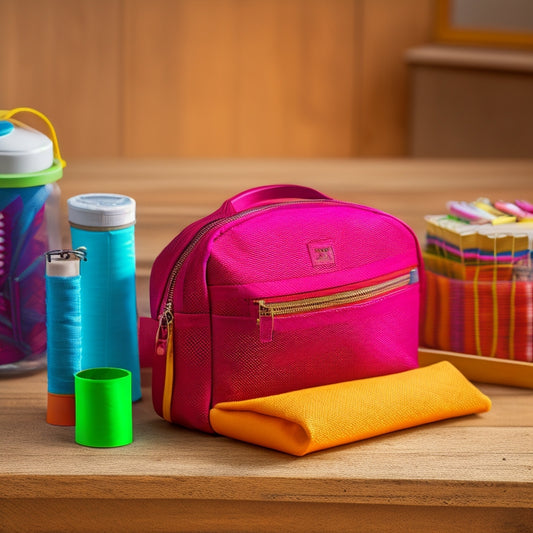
[421,200,533,363]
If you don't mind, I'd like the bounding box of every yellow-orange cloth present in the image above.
[209,362,491,456]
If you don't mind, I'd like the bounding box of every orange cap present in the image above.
[47,392,76,426]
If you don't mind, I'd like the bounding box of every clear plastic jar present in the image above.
[0,108,65,374]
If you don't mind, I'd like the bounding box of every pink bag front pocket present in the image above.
[210,268,420,406]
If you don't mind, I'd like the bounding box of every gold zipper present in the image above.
[255,269,417,342]
[155,307,174,422]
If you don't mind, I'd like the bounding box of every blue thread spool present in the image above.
[67,194,141,401]
[45,249,85,426]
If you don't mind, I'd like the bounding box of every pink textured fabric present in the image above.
[143,185,424,432]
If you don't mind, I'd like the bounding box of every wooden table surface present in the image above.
[1,159,532,532]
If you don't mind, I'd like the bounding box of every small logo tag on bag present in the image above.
[308,240,336,267]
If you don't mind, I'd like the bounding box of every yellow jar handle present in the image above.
[0,107,66,168]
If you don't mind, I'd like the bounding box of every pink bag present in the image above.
[140,185,424,433]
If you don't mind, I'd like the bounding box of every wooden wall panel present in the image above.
[123,0,239,157]
[230,0,360,157]
[122,0,361,157]
[359,0,434,156]
[0,0,122,157]
[1,0,433,158]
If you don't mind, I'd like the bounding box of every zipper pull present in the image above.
[257,300,274,343]
[155,303,175,422]
[156,304,174,356]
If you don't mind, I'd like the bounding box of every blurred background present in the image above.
[1,0,532,159]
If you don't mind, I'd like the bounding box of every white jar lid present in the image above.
[0,120,54,174]
[67,193,136,228]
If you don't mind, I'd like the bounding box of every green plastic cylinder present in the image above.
[74,367,133,447]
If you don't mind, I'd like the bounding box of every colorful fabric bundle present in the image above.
[425,215,533,278]
[422,270,533,362]
[422,201,533,363]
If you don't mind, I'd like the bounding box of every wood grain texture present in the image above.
[2,0,434,157]
[122,0,361,157]
[1,364,532,496]
[358,0,435,156]
[409,63,533,157]
[0,0,122,157]
[1,499,532,533]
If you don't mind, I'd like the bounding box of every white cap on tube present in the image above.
[45,256,81,277]
[67,193,136,228]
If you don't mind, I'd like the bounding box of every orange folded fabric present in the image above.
[209,361,491,456]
